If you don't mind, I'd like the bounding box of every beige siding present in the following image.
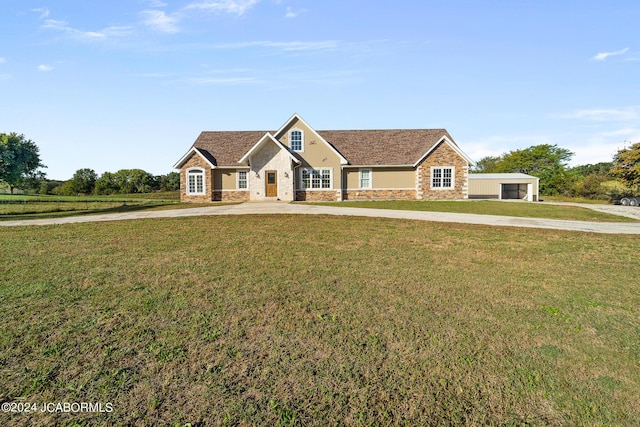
[277,117,342,189]
[468,177,539,198]
[214,169,249,191]
[345,167,415,189]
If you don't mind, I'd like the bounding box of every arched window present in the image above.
[290,129,303,151]
[186,168,205,195]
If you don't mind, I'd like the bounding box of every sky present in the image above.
[1,0,639,180]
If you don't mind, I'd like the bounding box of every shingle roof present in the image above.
[319,129,454,165]
[190,129,455,166]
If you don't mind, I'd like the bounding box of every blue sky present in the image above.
[1,0,638,180]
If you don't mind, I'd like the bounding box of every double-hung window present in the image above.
[431,167,454,189]
[300,168,332,189]
[360,168,372,189]
[237,170,248,189]
[187,169,205,194]
[290,130,303,151]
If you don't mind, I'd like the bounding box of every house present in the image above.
[173,113,475,202]
[468,173,539,201]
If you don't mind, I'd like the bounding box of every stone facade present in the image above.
[295,190,340,201]
[342,189,417,200]
[180,154,213,202]
[417,142,468,200]
[248,141,295,201]
[213,191,250,202]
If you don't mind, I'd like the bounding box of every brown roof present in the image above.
[191,129,454,166]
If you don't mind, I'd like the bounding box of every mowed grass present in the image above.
[1,216,639,426]
[307,200,637,222]
[0,193,224,221]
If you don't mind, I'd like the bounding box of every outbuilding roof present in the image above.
[468,173,539,180]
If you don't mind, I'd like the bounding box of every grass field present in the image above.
[308,200,637,222]
[1,215,639,426]
[0,192,218,221]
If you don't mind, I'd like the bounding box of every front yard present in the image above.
[1,215,638,425]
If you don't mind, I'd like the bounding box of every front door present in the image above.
[266,171,278,197]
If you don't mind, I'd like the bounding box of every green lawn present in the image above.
[0,192,221,221]
[307,200,637,222]
[1,215,638,426]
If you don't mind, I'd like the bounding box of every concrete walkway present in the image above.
[2,202,640,234]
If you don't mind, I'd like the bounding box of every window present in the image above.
[300,168,332,189]
[431,167,454,189]
[290,130,303,151]
[360,169,371,189]
[237,170,248,189]
[187,168,205,194]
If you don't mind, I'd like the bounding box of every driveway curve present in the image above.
[1,202,639,234]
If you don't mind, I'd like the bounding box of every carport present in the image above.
[468,173,539,202]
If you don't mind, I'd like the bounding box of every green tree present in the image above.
[70,168,98,195]
[470,156,501,173]
[94,172,119,195]
[493,144,574,195]
[113,169,154,193]
[157,172,180,191]
[611,142,640,190]
[0,133,46,194]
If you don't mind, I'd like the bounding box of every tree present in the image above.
[491,144,574,195]
[470,156,501,173]
[113,169,154,193]
[611,142,640,190]
[0,133,46,194]
[70,168,98,195]
[94,172,119,195]
[157,172,180,191]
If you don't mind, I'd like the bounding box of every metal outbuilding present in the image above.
[468,173,539,202]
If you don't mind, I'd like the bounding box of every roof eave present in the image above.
[274,113,349,165]
[173,147,217,169]
[238,133,301,164]
[412,135,475,168]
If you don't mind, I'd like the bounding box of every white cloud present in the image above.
[0,57,5,63]
[185,0,260,15]
[38,64,54,72]
[140,10,180,33]
[0,74,10,80]
[285,7,298,18]
[31,8,50,19]
[187,76,259,85]
[147,0,168,7]
[591,47,629,61]
[557,107,640,122]
[213,40,338,51]
[42,19,133,41]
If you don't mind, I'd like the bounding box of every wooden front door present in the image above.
[265,171,278,197]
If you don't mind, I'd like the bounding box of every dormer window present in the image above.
[290,130,303,151]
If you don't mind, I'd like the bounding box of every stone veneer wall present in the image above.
[180,154,213,202]
[213,191,250,202]
[295,190,340,201]
[342,189,417,200]
[417,142,468,200]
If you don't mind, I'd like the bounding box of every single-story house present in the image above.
[173,113,475,202]
[468,173,539,201]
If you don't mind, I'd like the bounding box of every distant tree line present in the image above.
[42,169,180,196]
[3,131,640,199]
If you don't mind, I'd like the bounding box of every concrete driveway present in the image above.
[1,202,639,234]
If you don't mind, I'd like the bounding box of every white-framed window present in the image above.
[290,129,303,151]
[186,168,205,195]
[359,168,372,189]
[237,170,248,189]
[300,168,332,189]
[431,166,454,189]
